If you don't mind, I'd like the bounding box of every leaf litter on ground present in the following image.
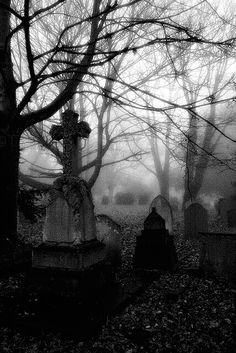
[0,205,235,353]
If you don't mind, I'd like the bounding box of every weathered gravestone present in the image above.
[42,192,76,243]
[184,202,208,241]
[228,209,236,228]
[199,232,236,283]
[134,207,177,270]
[32,110,106,271]
[96,214,121,267]
[149,195,173,234]
[218,198,236,227]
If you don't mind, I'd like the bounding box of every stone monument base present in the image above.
[32,239,106,271]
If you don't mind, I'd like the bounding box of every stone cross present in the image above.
[50,109,91,176]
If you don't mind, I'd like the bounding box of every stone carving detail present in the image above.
[49,109,91,176]
[45,175,96,243]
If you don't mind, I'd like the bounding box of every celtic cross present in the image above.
[50,109,91,176]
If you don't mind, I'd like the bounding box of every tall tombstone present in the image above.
[45,110,96,243]
[184,202,208,241]
[32,110,106,270]
[149,195,174,234]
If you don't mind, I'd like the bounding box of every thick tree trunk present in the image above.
[0,121,20,245]
[0,0,20,247]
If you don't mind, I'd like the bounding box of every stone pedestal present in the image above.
[199,232,236,283]
[32,239,106,271]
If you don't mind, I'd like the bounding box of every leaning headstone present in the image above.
[134,207,177,270]
[184,202,208,241]
[96,214,121,267]
[149,195,173,234]
[199,232,236,283]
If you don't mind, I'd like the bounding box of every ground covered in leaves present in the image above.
[0,205,235,353]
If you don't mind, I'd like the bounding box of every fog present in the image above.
[16,0,236,213]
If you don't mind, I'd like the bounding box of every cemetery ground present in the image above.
[0,205,235,353]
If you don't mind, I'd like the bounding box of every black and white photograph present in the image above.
[0,0,235,352]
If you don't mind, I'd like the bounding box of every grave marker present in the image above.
[149,195,174,234]
[228,209,236,228]
[218,198,236,226]
[134,207,177,270]
[32,109,106,270]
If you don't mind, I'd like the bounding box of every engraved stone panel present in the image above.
[43,194,77,243]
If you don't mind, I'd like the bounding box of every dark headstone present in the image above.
[184,202,208,240]
[144,207,165,230]
[218,198,236,225]
[134,208,177,270]
[149,195,173,234]
[228,209,236,228]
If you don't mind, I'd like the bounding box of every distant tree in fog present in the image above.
[177,46,236,206]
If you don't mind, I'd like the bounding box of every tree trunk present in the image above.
[0,0,20,247]
[159,174,170,201]
[0,121,21,246]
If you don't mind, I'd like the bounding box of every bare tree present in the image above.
[0,0,234,247]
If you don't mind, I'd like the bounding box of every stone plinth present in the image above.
[32,239,106,271]
[199,232,236,283]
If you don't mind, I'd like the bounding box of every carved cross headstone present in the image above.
[50,109,91,175]
[48,109,97,244]
[33,110,106,270]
